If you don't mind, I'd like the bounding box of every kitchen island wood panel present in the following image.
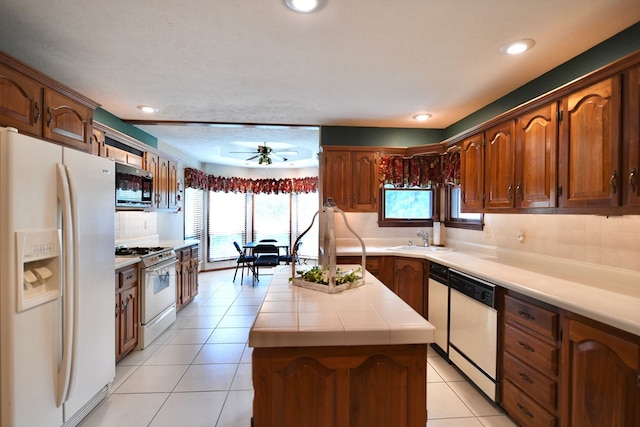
[249,267,434,427]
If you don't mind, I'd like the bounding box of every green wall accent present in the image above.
[93,108,158,148]
[321,21,640,147]
[321,126,444,147]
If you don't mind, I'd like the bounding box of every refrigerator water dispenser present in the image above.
[16,229,61,312]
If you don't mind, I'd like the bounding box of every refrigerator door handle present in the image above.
[55,164,75,407]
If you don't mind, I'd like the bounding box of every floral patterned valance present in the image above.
[379,151,460,187]
[184,167,318,194]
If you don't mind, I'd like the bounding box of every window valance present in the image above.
[378,151,460,187]
[184,167,318,194]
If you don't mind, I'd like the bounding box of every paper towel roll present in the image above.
[433,222,441,245]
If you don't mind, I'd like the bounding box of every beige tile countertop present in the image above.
[339,242,640,337]
[248,266,435,348]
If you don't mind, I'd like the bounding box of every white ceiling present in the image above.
[0,1,639,168]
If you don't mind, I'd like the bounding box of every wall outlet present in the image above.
[484,225,492,238]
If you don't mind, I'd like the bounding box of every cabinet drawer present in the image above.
[505,295,558,340]
[503,379,556,427]
[180,248,191,260]
[504,324,558,376]
[503,352,557,411]
[190,245,199,259]
[118,267,137,290]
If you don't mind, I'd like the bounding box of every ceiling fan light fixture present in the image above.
[284,0,325,13]
[499,39,535,55]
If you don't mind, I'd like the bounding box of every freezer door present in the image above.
[61,148,115,421]
[0,128,65,426]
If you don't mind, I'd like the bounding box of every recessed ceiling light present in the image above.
[137,105,159,113]
[284,0,325,13]
[413,113,432,122]
[499,39,536,55]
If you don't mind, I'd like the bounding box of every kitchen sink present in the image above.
[389,245,454,253]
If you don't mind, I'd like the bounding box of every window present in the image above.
[444,186,483,230]
[293,191,319,259]
[252,193,291,245]
[208,191,247,261]
[184,187,204,262]
[378,186,435,227]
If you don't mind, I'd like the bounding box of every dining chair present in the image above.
[279,241,302,265]
[252,244,280,285]
[233,241,257,284]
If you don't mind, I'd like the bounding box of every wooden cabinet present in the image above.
[176,244,199,311]
[558,77,622,208]
[336,255,393,291]
[515,103,558,208]
[322,148,378,212]
[0,53,96,151]
[460,133,485,212]
[144,153,179,210]
[485,121,516,210]
[92,128,143,167]
[393,257,426,317]
[624,65,640,207]
[252,344,427,427]
[115,265,139,362]
[561,315,640,427]
[501,292,560,427]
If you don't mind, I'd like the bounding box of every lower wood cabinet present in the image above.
[176,244,199,311]
[393,257,426,317]
[115,265,139,363]
[252,344,427,427]
[336,255,393,291]
[561,314,640,427]
[501,291,640,427]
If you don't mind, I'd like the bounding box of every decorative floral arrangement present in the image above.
[293,266,363,286]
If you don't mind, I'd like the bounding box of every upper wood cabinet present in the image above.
[460,133,485,212]
[144,152,180,210]
[485,121,516,210]
[515,103,558,209]
[322,148,378,212]
[0,52,97,151]
[558,77,622,208]
[624,65,640,207]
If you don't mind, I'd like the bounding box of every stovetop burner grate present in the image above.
[115,246,169,256]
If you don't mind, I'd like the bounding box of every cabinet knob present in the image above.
[610,170,618,194]
[518,341,535,352]
[46,107,52,128]
[516,184,522,200]
[508,185,514,200]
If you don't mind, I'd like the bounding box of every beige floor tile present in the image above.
[477,415,519,426]
[429,355,466,382]
[174,363,238,392]
[216,390,254,427]
[448,381,504,417]
[80,393,169,427]
[427,362,444,383]
[427,417,483,426]
[193,343,246,364]
[217,314,257,328]
[148,391,227,427]
[230,363,253,390]
[181,315,223,329]
[206,327,250,344]
[143,344,203,365]
[116,365,189,393]
[166,328,214,344]
[427,382,474,419]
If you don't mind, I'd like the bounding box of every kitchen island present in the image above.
[248,267,435,427]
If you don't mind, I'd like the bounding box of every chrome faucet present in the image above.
[417,229,430,247]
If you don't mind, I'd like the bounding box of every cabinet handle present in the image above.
[630,168,637,193]
[518,310,535,321]
[46,107,52,128]
[508,185,514,200]
[518,341,535,352]
[518,372,533,384]
[517,403,534,418]
[610,170,618,194]
[34,102,40,124]
[120,301,125,315]
[115,303,119,317]
[516,184,522,200]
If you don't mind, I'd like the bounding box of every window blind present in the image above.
[208,191,247,261]
[184,188,204,262]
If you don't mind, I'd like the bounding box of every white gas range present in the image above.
[115,246,178,348]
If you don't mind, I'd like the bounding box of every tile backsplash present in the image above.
[337,213,640,272]
[115,211,158,241]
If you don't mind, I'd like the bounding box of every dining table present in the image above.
[242,241,291,263]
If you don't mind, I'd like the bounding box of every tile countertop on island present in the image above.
[337,242,640,337]
[248,266,435,348]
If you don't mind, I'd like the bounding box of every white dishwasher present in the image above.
[427,261,449,358]
[448,269,498,401]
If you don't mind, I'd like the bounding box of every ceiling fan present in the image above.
[230,144,298,165]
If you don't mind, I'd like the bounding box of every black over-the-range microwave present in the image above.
[115,162,153,209]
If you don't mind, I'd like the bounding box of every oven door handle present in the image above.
[145,258,178,272]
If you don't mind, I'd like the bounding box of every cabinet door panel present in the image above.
[625,65,640,206]
[0,63,41,135]
[322,150,351,209]
[393,258,425,316]
[485,121,516,209]
[563,318,639,427]
[351,151,377,211]
[460,133,484,212]
[516,104,558,208]
[559,77,621,207]
[43,89,91,151]
[120,286,138,356]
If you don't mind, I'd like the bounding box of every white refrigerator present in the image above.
[0,127,115,426]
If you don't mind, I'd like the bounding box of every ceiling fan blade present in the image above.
[246,154,260,160]
[274,150,298,156]
[229,151,258,154]
[271,153,288,161]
